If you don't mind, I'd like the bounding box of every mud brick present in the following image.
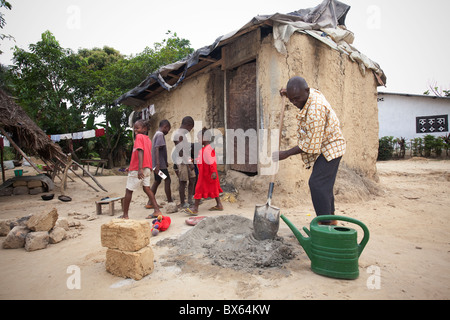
[29,187,44,195]
[105,246,154,280]
[13,180,27,187]
[27,180,42,188]
[13,186,29,195]
[101,219,151,252]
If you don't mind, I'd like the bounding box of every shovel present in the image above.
[253,96,286,240]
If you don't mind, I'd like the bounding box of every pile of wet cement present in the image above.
[159,215,298,271]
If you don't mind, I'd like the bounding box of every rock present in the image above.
[26,208,58,232]
[55,218,70,231]
[0,219,15,236]
[25,231,49,251]
[10,215,32,229]
[165,202,178,213]
[49,227,66,244]
[101,219,151,252]
[16,215,32,226]
[13,186,29,195]
[3,226,30,249]
[73,214,90,220]
[68,221,83,228]
[105,246,154,280]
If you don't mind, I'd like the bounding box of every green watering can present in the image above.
[281,215,370,280]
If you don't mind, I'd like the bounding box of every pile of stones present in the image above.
[1,208,69,251]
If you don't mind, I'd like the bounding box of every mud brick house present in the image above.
[115,0,387,198]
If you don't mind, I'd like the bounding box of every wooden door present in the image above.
[227,61,258,174]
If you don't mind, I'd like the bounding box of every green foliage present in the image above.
[0,0,13,54]
[4,29,193,167]
[0,0,11,29]
[378,136,395,161]
[423,135,444,157]
[379,135,448,160]
[411,137,424,157]
[2,146,15,161]
[424,87,450,98]
[442,133,450,157]
[9,31,83,134]
[5,29,193,167]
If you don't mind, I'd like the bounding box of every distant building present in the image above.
[378,92,450,141]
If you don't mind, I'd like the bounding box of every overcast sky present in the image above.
[1,0,449,95]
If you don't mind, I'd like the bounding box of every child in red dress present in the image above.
[186,128,223,215]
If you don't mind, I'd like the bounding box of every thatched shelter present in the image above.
[0,89,68,167]
[0,89,107,193]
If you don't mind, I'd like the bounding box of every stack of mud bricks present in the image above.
[8,179,45,196]
[101,219,154,280]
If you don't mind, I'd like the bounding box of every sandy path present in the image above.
[0,158,449,300]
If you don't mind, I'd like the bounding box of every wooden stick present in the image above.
[0,127,42,175]
[71,159,108,192]
[60,155,72,195]
[69,165,100,192]
[1,143,5,183]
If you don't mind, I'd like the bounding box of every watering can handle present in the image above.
[312,215,370,257]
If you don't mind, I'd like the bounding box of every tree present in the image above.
[0,0,14,54]
[71,31,194,168]
[423,81,450,97]
[9,31,83,134]
[7,30,194,168]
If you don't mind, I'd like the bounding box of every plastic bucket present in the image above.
[14,169,23,177]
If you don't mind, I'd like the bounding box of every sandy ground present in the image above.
[0,158,449,300]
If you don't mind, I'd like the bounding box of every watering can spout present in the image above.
[280,215,312,259]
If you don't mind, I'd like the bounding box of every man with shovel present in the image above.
[273,76,346,225]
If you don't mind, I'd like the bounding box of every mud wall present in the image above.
[143,73,211,158]
[257,32,380,202]
[141,31,380,204]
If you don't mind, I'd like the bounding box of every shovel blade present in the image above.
[253,204,280,240]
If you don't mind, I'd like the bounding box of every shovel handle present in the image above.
[267,182,274,199]
[266,182,274,206]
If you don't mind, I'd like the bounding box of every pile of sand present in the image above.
[158,215,300,273]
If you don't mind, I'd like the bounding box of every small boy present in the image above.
[172,116,196,209]
[122,120,161,219]
[146,119,173,209]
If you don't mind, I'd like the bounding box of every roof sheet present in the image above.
[116,0,386,108]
